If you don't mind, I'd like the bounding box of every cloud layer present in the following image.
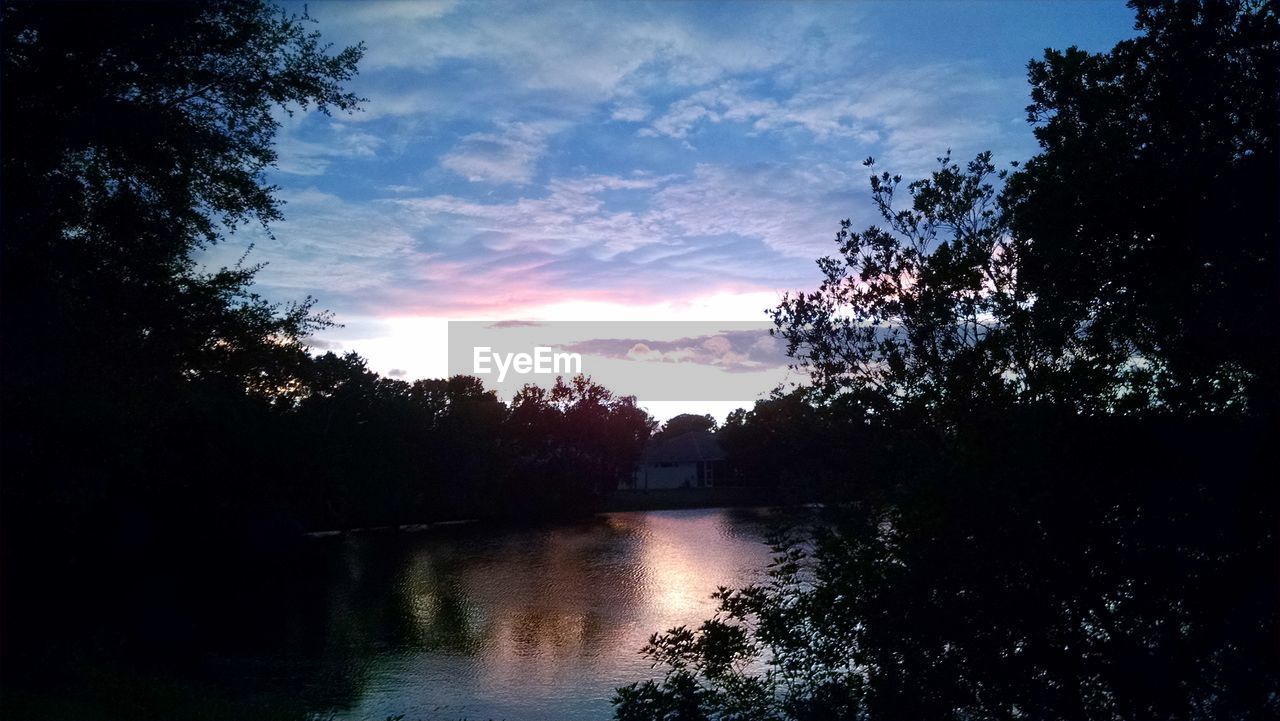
[196,0,1138,397]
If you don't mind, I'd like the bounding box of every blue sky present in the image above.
[199,0,1137,415]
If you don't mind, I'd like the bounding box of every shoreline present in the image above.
[304,486,790,537]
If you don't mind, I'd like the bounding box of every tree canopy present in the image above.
[1,1,364,389]
[655,413,720,440]
[1005,0,1279,414]
[771,0,1278,422]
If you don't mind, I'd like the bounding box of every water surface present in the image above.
[306,508,782,720]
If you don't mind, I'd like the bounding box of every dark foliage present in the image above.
[621,414,1277,721]
[1003,0,1280,413]
[1,0,364,534]
[0,3,654,716]
[618,2,1280,719]
[655,413,719,441]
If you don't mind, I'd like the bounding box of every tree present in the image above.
[773,0,1279,419]
[717,389,837,494]
[409,375,509,520]
[506,376,656,514]
[0,1,364,521]
[0,5,366,703]
[770,151,1028,425]
[1,0,363,384]
[617,413,1277,721]
[655,413,718,440]
[618,3,1280,720]
[1002,0,1280,414]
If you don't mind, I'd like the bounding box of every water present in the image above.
[4,507,789,720]
[293,508,781,721]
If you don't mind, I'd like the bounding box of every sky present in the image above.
[199,0,1138,419]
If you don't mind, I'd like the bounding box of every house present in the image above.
[623,430,727,490]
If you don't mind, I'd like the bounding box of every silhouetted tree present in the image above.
[655,413,719,440]
[1,0,364,526]
[618,2,1280,719]
[770,151,1026,427]
[0,3,365,714]
[1003,0,1280,414]
[506,376,656,515]
[617,414,1277,721]
[718,389,832,495]
[409,375,510,519]
[0,5,668,717]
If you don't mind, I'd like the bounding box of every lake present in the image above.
[1,507,793,720]
[5,507,793,720]
[258,507,786,721]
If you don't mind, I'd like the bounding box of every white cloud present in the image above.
[651,162,863,257]
[198,188,421,297]
[642,64,1014,168]
[203,161,845,318]
[391,157,867,284]
[347,0,457,23]
[274,122,383,176]
[396,172,672,256]
[440,121,563,184]
[643,85,779,139]
[307,1,866,121]
[610,102,651,122]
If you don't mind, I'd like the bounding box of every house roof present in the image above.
[642,430,727,464]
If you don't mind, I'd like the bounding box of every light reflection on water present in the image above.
[326,508,781,721]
